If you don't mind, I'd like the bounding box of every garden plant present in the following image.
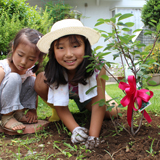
[86,12,160,136]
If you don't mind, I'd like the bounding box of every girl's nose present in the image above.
[21,58,27,64]
[65,48,73,57]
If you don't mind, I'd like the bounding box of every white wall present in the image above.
[27,0,146,63]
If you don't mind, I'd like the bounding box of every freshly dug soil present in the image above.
[0,110,160,160]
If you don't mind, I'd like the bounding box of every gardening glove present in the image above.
[71,126,89,144]
[85,136,100,149]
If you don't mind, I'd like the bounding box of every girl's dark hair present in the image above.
[8,28,45,73]
[45,35,94,88]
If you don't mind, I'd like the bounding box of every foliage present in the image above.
[92,13,160,88]
[143,42,160,74]
[86,13,160,135]
[0,0,53,55]
[112,63,125,77]
[43,0,81,24]
[141,0,160,28]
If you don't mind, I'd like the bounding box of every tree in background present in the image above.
[141,0,160,28]
[43,0,81,24]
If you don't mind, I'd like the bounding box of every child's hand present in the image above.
[85,136,100,149]
[71,126,88,144]
[26,109,38,123]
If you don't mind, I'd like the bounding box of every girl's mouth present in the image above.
[65,59,76,64]
[19,66,25,69]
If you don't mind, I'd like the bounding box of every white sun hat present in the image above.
[37,19,101,54]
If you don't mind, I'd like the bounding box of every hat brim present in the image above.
[37,27,100,54]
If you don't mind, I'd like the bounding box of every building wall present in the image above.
[26,0,146,63]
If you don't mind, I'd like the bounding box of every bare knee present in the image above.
[105,94,120,119]
[35,72,48,100]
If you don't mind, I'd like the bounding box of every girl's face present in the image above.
[54,35,85,73]
[12,41,40,74]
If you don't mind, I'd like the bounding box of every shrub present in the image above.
[0,0,53,55]
[141,0,160,28]
[43,0,81,24]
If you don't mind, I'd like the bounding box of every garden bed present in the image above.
[0,110,160,159]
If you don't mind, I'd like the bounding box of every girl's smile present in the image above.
[54,36,85,72]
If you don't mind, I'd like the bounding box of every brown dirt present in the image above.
[0,110,160,160]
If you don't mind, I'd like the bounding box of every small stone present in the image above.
[38,144,45,147]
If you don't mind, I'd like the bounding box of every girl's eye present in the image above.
[29,59,34,61]
[18,54,23,57]
[58,46,63,49]
[73,43,80,48]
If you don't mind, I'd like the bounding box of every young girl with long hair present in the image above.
[35,19,119,149]
[0,28,45,132]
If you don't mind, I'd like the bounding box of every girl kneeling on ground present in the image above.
[0,28,45,132]
[35,19,120,149]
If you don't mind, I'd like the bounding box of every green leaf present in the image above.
[95,21,104,26]
[151,19,157,23]
[17,130,23,134]
[113,53,120,60]
[97,52,111,57]
[104,19,111,23]
[119,36,129,43]
[97,18,105,22]
[101,34,108,38]
[133,29,142,33]
[118,113,122,117]
[144,30,153,35]
[100,52,111,56]
[156,22,160,31]
[118,13,133,21]
[94,46,103,51]
[114,13,122,18]
[100,75,109,81]
[137,43,146,49]
[86,85,97,94]
[118,104,124,108]
[106,105,115,111]
[110,17,116,23]
[86,68,93,73]
[148,80,157,85]
[117,22,125,26]
[125,22,134,27]
[122,28,130,32]
[148,21,156,27]
[92,99,105,106]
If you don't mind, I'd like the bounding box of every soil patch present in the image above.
[0,110,160,160]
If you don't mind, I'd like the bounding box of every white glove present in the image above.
[71,126,88,144]
[85,136,100,149]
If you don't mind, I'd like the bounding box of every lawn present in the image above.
[37,83,160,120]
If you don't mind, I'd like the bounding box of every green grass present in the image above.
[106,84,160,114]
[37,97,80,120]
[37,84,160,119]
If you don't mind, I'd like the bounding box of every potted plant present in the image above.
[143,42,160,86]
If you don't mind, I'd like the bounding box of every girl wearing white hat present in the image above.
[35,19,119,149]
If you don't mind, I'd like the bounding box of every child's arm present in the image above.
[55,105,88,143]
[0,67,5,85]
[85,67,106,149]
[25,74,38,123]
